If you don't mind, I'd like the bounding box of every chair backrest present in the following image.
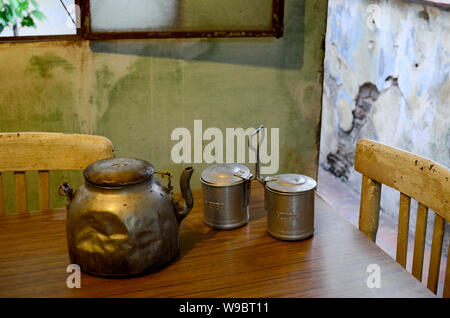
[0,132,114,215]
[355,139,450,297]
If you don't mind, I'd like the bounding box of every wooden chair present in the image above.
[355,139,450,297]
[0,132,114,215]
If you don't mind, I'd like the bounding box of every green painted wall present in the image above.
[0,0,327,213]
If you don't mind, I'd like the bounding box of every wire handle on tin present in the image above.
[248,125,265,153]
[248,125,267,184]
[233,173,252,181]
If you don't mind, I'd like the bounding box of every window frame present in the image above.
[0,0,82,42]
[82,0,285,40]
[0,0,285,42]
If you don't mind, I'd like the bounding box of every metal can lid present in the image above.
[84,157,154,187]
[265,174,317,194]
[201,163,252,186]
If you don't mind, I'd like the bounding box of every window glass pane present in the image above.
[179,0,273,31]
[90,0,274,33]
[90,0,178,32]
[180,0,272,31]
[0,0,77,37]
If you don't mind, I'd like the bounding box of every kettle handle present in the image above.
[175,167,194,224]
[58,182,74,203]
[155,170,174,196]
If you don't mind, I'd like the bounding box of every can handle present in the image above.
[248,125,267,184]
[248,125,265,153]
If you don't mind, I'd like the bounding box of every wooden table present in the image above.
[0,183,434,298]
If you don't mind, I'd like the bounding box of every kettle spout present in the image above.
[175,167,194,223]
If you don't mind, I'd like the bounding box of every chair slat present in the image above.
[38,170,50,211]
[444,243,450,298]
[355,139,450,221]
[412,203,428,282]
[396,193,411,268]
[14,171,28,214]
[359,175,382,242]
[0,173,5,215]
[356,139,450,297]
[427,214,445,294]
[0,133,115,215]
[0,133,114,171]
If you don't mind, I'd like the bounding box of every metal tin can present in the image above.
[201,163,252,230]
[264,174,317,241]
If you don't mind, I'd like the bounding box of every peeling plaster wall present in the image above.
[0,0,328,213]
[321,0,450,248]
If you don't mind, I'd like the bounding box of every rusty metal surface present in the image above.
[84,157,154,187]
[64,161,194,277]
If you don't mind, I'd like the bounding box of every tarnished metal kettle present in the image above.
[59,157,194,277]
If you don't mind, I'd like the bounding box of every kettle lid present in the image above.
[265,174,317,194]
[201,163,252,186]
[84,157,154,187]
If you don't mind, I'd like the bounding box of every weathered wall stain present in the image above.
[27,53,75,78]
[321,0,450,252]
[0,0,328,212]
[325,82,380,180]
[97,57,154,159]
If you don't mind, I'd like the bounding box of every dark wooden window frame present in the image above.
[82,0,285,40]
[0,0,285,43]
[0,0,82,42]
